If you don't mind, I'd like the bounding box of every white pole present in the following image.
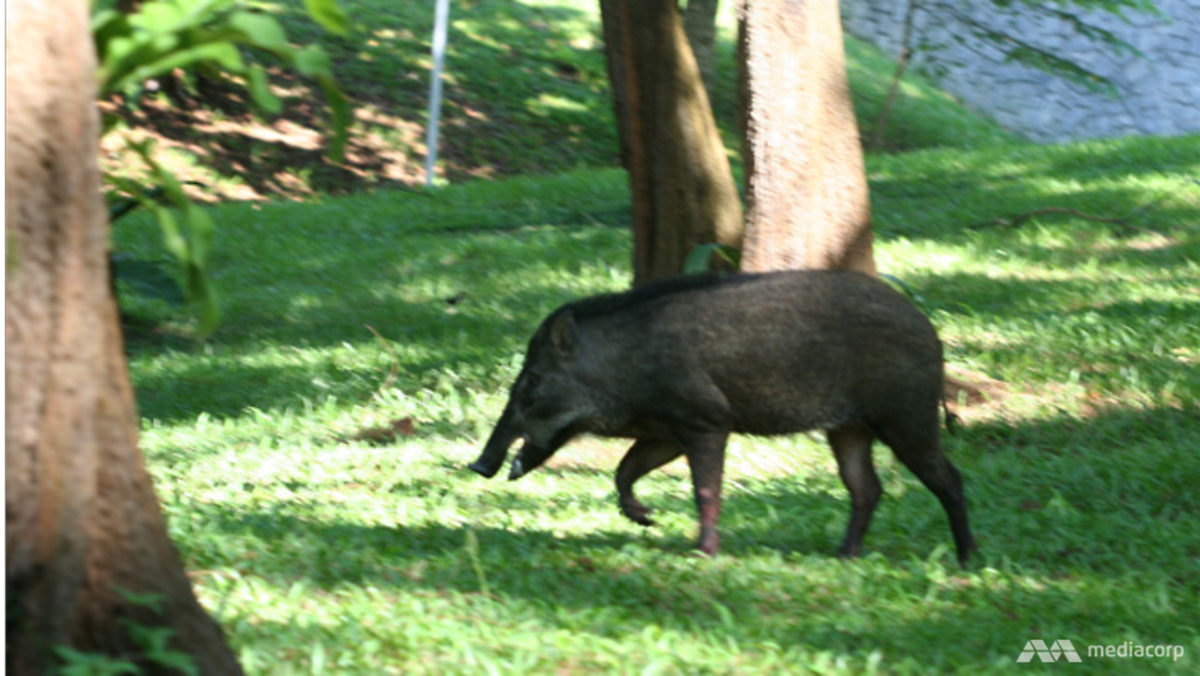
[424,0,451,187]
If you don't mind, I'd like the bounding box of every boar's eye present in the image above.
[518,373,541,407]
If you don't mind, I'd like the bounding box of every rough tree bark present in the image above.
[683,0,722,97]
[5,0,243,673]
[599,0,743,285]
[737,0,876,274]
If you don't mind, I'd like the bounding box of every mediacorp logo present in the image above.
[1016,639,1083,663]
[1016,639,1187,663]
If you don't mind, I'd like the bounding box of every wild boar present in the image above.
[468,270,976,564]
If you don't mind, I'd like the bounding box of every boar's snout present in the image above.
[469,408,523,478]
[468,457,502,478]
[468,437,517,478]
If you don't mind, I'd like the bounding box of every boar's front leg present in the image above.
[680,429,730,556]
[616,438,683,526]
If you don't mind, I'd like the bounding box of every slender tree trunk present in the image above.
[737,0,876,274]
[600,0,743,285]
[683,0,722,97]
[5,0,243,673]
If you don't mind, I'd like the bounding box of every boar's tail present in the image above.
[942,394,959,435]
[938,372,959,435]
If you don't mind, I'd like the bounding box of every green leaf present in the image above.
[246,65,282,114]
[118,620,199,675]
[112,257,186,307]
[52,646,141,676]
[293,46,333,77]
[101,34,143,75]
[153,206,188,263]
[146,651,200,676]
[684,243,741,274]
[108,195,144,222]
[90,8,124,35]
[90,0,124,15]
[128,1,187,34]
[181,205,220,338]
[228,11,289,50]
[104,40,245,98]
[182,202,214,266]
[120,140,221,338]
[93,0,351,161]
[303,0,349,36]
[315,74,351,161]
[132,41,245,81]
[187,264,221,339]
[879,273,926,310]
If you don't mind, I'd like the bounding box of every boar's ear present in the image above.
[549,311,579,360]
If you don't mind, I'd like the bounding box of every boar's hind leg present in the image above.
[827,424,883,559]
[884,429,976,565]
[616,439,683,526]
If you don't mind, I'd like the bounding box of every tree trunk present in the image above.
[600,0,743,285]
[5,0,243,673]
[683,0,722,98]
[737,0,876,274]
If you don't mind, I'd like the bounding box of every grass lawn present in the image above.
[118,135,1200,673]
[108,1,1200,673]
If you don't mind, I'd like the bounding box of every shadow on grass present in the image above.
[870,135,1200,245]
[913,272,1200,318]
[134,361,343,424]
[182,477,843,592]
[184,406,1200,585]
[128,285,576,423]
[127,224,629,423]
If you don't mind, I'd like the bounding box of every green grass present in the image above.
[118,133,1200,673]
[109,1,1200,672]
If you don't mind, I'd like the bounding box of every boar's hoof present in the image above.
[697,528,720,557]
[619,499,656,527]
[836,544,862,560]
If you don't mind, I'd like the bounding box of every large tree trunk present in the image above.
[5,0,243,673]
[736,0,876,274]
[600,0,743,285]
[683,0,722,98]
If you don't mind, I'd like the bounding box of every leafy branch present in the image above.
[109,141,221,338]
[95,0,351,338]
[93,0,350,158]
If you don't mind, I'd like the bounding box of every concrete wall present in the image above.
[841,0,1200,142]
